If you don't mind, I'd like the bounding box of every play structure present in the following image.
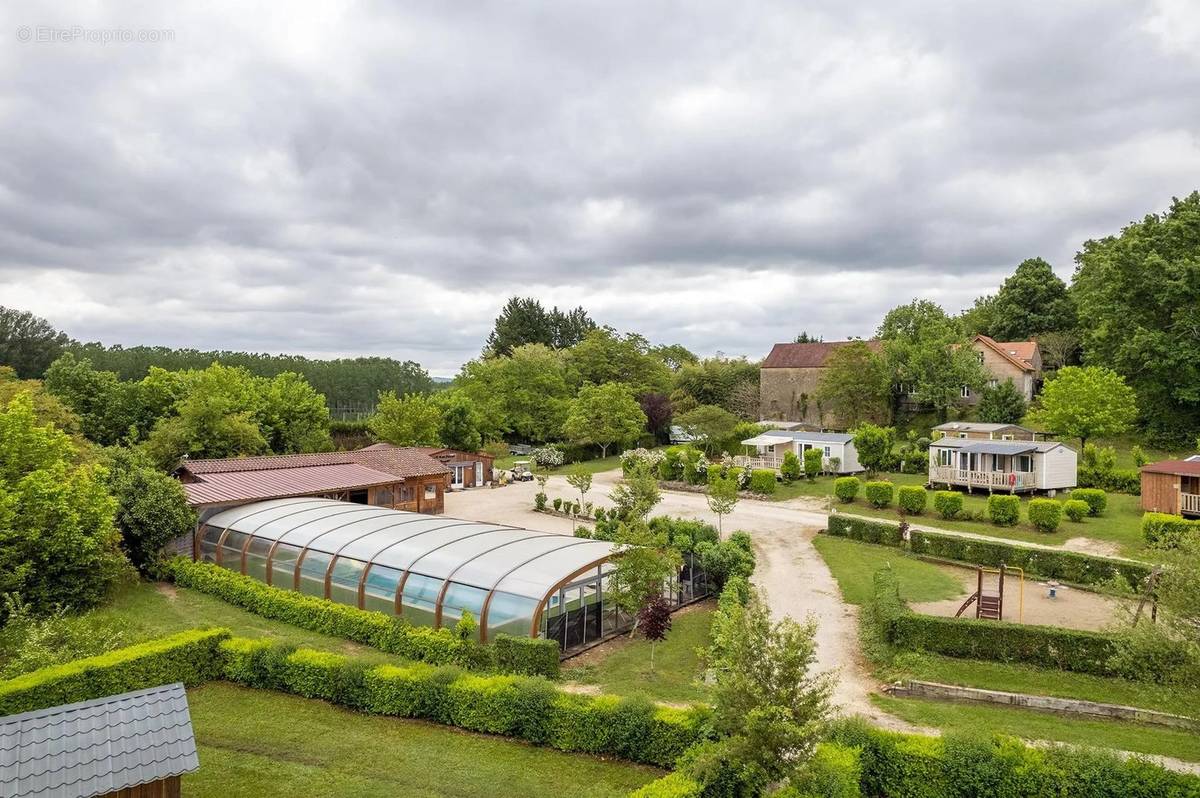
[955,564,1024,622]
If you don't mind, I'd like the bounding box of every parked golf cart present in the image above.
[510,460,535,481]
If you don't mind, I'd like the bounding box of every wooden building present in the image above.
[0,683,199,798]
[175,444,451,522]
[932,422,1038,441]
[1140,460,1200,518]
[409,445,495,489]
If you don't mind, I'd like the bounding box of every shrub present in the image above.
[833,476,860,503]
[1107,622,1200,687]
[749,469,777,495]
[986,494,1019,526]
[658,447,684,481]
[1063,499,1089,522]
[864,481,894,508]
[494,634,560,678]
[780,451,802,482]
[0,628,229,715]
[1142,512,1200,548]
[825,516,904,547]
[1077,466,1140,495]
[552,497,563,511]
[169,559,561,676]
[534,492,547,511]
[932,491,963,520]
[1070,488,1107,516]
[803,447,823,481]
[908,530,1150,591]
[628,772,703,798]
[1027,499,1062,533]
[530,445,564,469]
[782,742,863,798]
[896,485,926,515]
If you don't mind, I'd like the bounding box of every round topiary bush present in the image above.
[834,476,860,503]
[987,494,1020,526]
[749,469,777,495]
[1028,498,1063,533]
[864,481,894,508]
[1070,488,1107,517]
[780,451,802,483]
[933,491,963,520]
[897,485,927,515]
[1063,499,1089,522]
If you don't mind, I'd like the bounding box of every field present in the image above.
[810,535,963,606]
[183,683,662,797]
[871,694,1200,763]
[562,603,714,704]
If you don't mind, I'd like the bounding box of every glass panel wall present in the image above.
[297,552,332,597]
[401,573,441,627]
[218,531,248,571]
[244,537,272,581]
[198,525,223,563]
[329,557,366,607]
[270,543,302,587]
[440,582,487,639]
[362,565,402,614]
[485,591,539,640]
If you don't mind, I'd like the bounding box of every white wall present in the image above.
[1039,445,1078,490]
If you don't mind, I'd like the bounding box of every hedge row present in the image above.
[220,638,709,768]
[1143,512,1200,548]
[170,559,559,678]
[0,628,230,715]
[829,719,1200,798]
[1079,466,1141,495]
[826,514,1151,591]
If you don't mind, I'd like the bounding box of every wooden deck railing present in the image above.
[929,465,1037,491]
[734,454,834,472]
[1183,492,1200,516]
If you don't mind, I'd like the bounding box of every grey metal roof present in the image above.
[932,439,1064,454]
[0,683,199,798]
[932,422,1033,433]
[758,431,854,444]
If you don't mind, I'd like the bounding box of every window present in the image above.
[987,379,999,388]
[938,449,953,466]
[977,351,985,364]
[823,446,831,457]
[399,485,414,502]
[1001,434,1014,441]
[372,487,394,507]
[960,385,971,398]
[1016,455,1033,473]
[348,489,368,504]
[957,432,968,439]
[424,483,437,499]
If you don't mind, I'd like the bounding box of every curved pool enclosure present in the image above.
[196,497,709,650]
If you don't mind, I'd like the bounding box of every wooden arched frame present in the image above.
[263,504,371,587]
[431,533,557,632]
[528,552,620,641]
[290,506,389,591]
[476,539,599,643]
[391,527,508,621]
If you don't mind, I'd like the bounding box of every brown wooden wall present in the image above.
[104,775,181,798]
[1141,471,1180,515]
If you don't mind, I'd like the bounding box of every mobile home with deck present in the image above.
[928,438,1077,494]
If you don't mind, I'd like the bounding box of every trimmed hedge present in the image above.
[864,481,894,508]
[909,529,1150,591]
[1079,466,1140,495]
[1027,498,1062,533]
[889,612,1118,675]
[779,742,863,798]
[171,559,559,677]
[932,490,963,520]
[987,494,1020,526]
[628,772,704,798]
[495,634,562,678]
[829,719,1200,798]
[1070,488,1107,516]
[897,485,927,515]
[0,628,230,715]
[1063,499,1090,522]
[749,469,777,494]
[1143,512,1200,548]
[826,515,905,547]
[833,477,860,503]
[219,638,710,768]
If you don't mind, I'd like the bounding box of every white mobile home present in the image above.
[928,439,1077,494]
[738,431,862,474]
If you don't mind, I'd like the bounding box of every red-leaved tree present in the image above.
[637,594,673,672]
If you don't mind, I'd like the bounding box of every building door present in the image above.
[474,461,483,486]
[450,465,465,489]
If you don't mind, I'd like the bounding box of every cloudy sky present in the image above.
[2,1,1199,375]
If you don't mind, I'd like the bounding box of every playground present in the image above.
[909,562,1130,632]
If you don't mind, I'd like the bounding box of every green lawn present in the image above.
[92,581,407,666]
[880,652,1200,720]
[563,605,714,704]
[184,683,661,797]
[871,694,1200,763]
[497,452,627,476]
[812,535,964,606]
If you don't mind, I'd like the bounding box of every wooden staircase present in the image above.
[978,591,1002,620]
[954,566,1007,621]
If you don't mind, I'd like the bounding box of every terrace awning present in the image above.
[741,434,791,447]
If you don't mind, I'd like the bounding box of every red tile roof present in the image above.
[182,463,403,506]
[762,340,882,369]
[1141,460,1200,477]
[973,335,1037,372]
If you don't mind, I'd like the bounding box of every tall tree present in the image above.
[1031,366,1137,450]
[562,382,647,458]
[792,331,823,343]
[815,341,891,427]
[0,393,127,616]
[1037,330,1080,371]
[851,423,896,475]
[565,328,671,395]
[484,297,595,357]
[976,379,1027,424]
[609,463,662,521]
[457,344,571,442]
[706,473,739,539]
[0,307,71,379]
[989,257,1077,341]
[435,391,483,452]
[260,372,332,454]
[959,294,998,337]
[672,356,760,414]
[608,518,680,628]
[104,447,196,577]
[878,300,985,420]
[369,391,443,447]
[638,392,673,442]
[650,343,698,371]
[676,404,740,455]
[1072,192,1200,446]
[44,353,142,445]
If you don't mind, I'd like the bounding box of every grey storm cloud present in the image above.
[1,0,1199,374]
